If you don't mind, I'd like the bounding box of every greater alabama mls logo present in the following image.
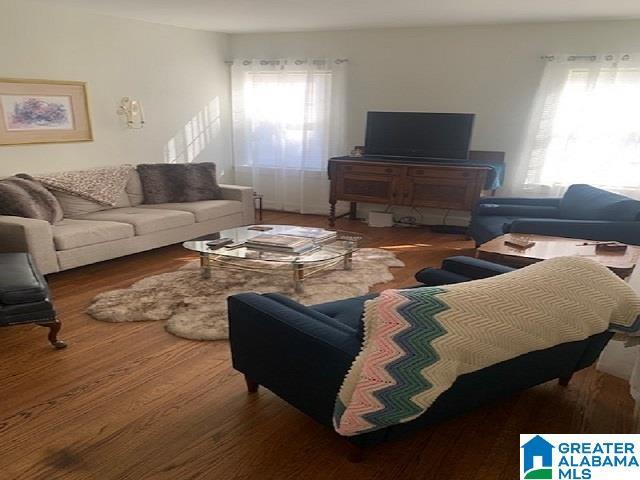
[521,435,554,479]
[520,434,640,480]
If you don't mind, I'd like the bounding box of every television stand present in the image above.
[327,155,493,227]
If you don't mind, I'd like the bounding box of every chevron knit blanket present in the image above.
[333,256,640,436]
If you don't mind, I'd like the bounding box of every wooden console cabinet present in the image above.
[328,157,490,226]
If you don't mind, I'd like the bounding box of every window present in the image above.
[240,70,331,170]
[520,55,640,196]
[230,59,346,213]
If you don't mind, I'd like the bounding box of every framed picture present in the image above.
[0,78,93,145]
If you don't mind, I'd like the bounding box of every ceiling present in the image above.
[40,0,640,33]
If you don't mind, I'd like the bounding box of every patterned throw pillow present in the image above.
[137,162,223,204]
[0,174,64,224]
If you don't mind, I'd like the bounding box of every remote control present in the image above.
[206,238,233,249]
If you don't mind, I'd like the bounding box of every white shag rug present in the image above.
[87,248,404,341]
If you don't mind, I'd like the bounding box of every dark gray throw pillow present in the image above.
[137,162,223,204]
[0,174,64,224]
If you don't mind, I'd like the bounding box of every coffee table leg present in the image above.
[293,262,304,293]
[343,252,353,271]
[200,253,211,279]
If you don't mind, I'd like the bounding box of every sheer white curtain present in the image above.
[515,54,640,198]
[231,58,346,213]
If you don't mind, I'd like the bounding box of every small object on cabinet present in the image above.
[350,146,365,157]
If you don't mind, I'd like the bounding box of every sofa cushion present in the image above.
[75,207,195,235]
[475,203,559,218]
[138,200,243,223]
[52,188,130,217]
[501,217,561,233]
[311,293,378,339]
[138,162,223,204]
[559,184,640,221]
[262,293,359,336]
[52,219,134,250]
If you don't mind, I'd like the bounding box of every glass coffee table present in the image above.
[183,225,363,292]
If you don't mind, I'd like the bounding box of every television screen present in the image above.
[364,111,475,160]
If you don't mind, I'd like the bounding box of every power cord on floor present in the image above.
[397,216,417,225]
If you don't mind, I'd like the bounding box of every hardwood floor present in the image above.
[0,211,636,480]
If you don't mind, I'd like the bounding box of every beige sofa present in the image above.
[0,169,254,275]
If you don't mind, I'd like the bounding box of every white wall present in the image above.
[4,4,639,218]
[0,0,233,183]
[230,20,640,222]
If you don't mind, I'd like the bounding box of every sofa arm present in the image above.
[0,216,58,274]
[441,256,515,279]
[475,204,559,218]
[509,219,640,245]
[415,256,514,287]
[414,268,471,285]
[228,293,359,427]
[219,184,255,224]
[228,293,359,361]
[477,196,562,207]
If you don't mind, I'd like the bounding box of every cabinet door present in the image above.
[335,172,400,204]
[404,170,486,210]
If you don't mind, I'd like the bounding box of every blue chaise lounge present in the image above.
[227,256,612,452]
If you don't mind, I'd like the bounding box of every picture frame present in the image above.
[0,78,93,145]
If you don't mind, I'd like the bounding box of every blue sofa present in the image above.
[469,184,640,246]
[228,256,612,451]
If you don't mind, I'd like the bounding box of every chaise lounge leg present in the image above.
[558,374,573,386]
[347,443,365,463]
[38,318,67,349]
[244,375,259,393]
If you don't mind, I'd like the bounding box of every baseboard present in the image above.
[430,225,469,235]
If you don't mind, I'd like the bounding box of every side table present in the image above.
[253,192,263,222]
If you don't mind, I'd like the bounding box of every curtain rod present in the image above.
[225,58,348,65]
[540,54,631,62]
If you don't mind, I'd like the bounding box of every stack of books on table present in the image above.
[278,227,338,242]
[245,234,318,254]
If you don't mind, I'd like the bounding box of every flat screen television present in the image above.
[364,111,475,160]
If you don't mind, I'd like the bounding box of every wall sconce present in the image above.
[117,97,145,129]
